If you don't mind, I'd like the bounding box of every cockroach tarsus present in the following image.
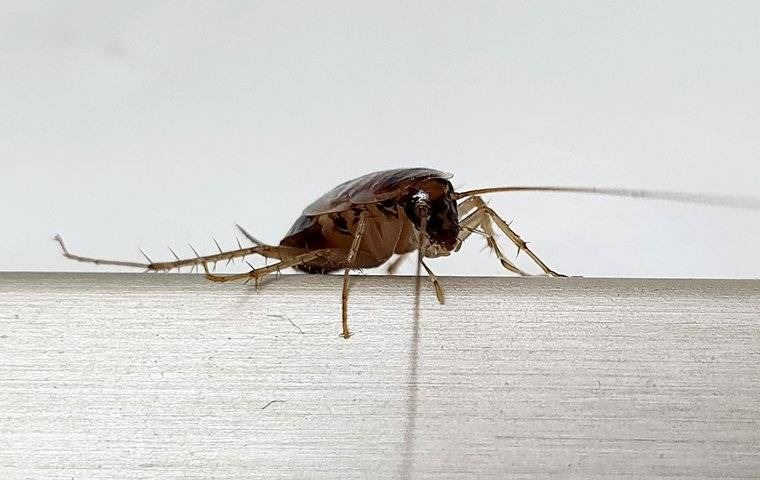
[55,167,760,339]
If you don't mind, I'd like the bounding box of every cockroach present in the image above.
[55,167,759,338]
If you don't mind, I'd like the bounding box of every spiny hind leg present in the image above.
[204,247,356,338]
[201,248,337,284]
[469,196,564,277]
[54,234,154,270]
[54,234,305,273]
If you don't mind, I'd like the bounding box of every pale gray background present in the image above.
[1,1,759,277]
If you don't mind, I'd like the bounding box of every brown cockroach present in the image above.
[55,167,759,338]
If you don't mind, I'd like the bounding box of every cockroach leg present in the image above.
[453,208,482,250]
[54,234,150,270]
[453,204,530,276]
[420,260,445,304]
[387,254,443,303]
[456,195,481,219]
[201,249,330,284]
[479,210,531,276]
[470,196,565,277]
[454,206,501,253]
[54,234,304,273]
[386,254,408,275]
[341,211,369,339]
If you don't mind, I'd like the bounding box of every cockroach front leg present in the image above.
[420,260,445,304]
[387,254,445,304]
[454,202,530,276]
[461,196,564,276]
[455,196,564,276]
[483,204,565,277]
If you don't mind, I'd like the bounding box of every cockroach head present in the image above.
[402,178,460,252]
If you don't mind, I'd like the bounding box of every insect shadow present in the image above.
[55,167,759,338]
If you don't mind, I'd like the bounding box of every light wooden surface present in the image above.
[1,273,759,479]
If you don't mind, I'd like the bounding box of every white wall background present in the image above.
[1,1,759,277]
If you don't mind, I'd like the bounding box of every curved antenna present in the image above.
[453,186,760,210]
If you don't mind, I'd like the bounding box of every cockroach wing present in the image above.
[302,168,453,215]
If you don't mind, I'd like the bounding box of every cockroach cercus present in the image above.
[55,167,759,338]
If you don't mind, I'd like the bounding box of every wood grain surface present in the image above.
[1,273,759,479]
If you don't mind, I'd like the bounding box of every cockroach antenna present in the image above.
[453,185,760,210]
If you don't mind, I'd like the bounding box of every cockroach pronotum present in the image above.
[55,167,759,338]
